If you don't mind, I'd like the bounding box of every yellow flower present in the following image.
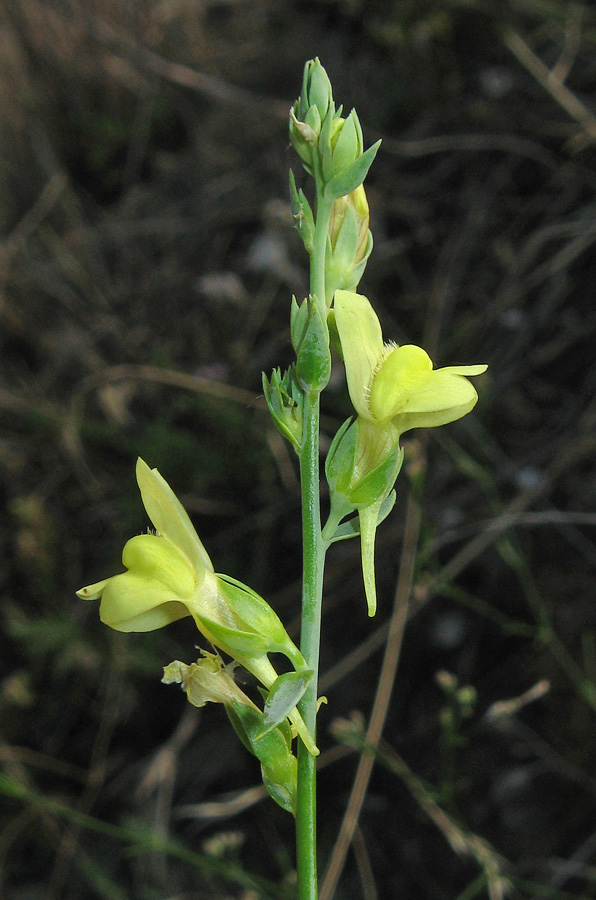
[328,291,487,618]
[333,290,487,437]
[77,458,318,755]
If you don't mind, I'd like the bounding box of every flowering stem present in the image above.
[295,161,333,900]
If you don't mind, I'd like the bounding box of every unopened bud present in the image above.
[325,185,373,303]
[328,185,370,262]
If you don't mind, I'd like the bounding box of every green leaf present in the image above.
[259,670,313,737]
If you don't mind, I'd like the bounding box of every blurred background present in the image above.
[2,1,596,898]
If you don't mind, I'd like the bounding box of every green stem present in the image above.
[310,161,333,307]
[295,162,333,900]
[296,389,326,900]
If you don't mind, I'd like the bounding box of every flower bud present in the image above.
[303,58,333,121]
[294,295,332,393]
[323,110,363,183]
[290,58,335,175]
[262,366,303,451]
[325,185,373,302]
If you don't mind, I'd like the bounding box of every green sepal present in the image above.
[304,103,322,137]
[295,295,332,393]
[348,443,404,508]
[217,574,291,649]
[317,101,339,172]
[324,139,381,200]
[289,170,315,253]
[224,700,258,755]
[325,417,356,497]
[262,366,303,450]
[259,669,313,738]
[329,197,359,268]
[327,307,342,358]
[194,612,271,659]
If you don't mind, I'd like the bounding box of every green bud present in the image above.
[290,58,335,175]
[303,57,334,121]
[262,366,303,450]
[323,110,363,183]
[289,170,315,253]
[325,185,373,302]
[294,295,332,393]
[227,701,298,815]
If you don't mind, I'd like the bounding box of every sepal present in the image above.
[215,574,299,660]
[324,139,381,200]
[322,109,363,184]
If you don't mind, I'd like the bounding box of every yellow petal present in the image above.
[99,570,190,632]
[136,459,214,576]
[369,344,433,421]
[77,579,110,601]
[391,367,485,435]
[333,291,383,419]
[122,534,196,597]
[399,367,480,415]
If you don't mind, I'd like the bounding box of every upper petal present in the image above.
[333,291,383,419]
[136,458,214,575]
